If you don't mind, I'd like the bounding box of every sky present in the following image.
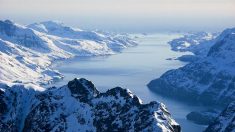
[0,0,235,32]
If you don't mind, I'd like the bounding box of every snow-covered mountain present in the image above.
[0,20,136,85]
[0,20,53,51]
[28,21,102,40]
[148,27,235,106]
[168,32,217,62]
[28,21,137,52]
[0,20,180,132]
[205,101,235,132]
[0,78,181,132]
[169,32,217,56]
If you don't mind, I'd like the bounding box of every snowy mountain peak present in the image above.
[0,19,17,36]
[105,87,133,97]
[27,21,103,40]
[105,87,143,103]
[40,20,64,26]
[3,19,14,25]
[28,20,77,33]
[67,78,99,102]
[0,78,180,132]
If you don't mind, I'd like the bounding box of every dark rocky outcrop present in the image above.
[205,102,235,132]
[0,78,180,132]
[186,109,219,125]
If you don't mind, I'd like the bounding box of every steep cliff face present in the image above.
[148,28,235,106]
[0,78,180,132]
[205,102,235,132]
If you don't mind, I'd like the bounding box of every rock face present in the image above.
[205,102,235,132]
[186,109,219,125]
[148,28,235,106]
[0,78,180,132]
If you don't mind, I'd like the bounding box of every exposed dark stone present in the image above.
[0,89,7,116]
[205,102,235,132]
[186,110,219,125]
[1,78,180,132]
[67,78,99,102]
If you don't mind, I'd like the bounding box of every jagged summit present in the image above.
[67,78,99,102]
[0,78,180,132]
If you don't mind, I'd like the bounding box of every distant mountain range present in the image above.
[0,20,136,85]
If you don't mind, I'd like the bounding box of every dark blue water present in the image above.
[50,33,208,132]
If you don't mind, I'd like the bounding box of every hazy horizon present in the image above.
[1,0,235,33]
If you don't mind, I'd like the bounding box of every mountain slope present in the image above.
[28,21,103,40]
[0,38,64,84]
[205,101,235,132]
[28,21,137,52]
[169,32,217,57]
[148,28,235,106]
[0,20,136,84]
[0,78,181,132]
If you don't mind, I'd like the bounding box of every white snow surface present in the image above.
[0,78,180,132]
[148,27,235,106]
[0,20,136,86]
[169,31,217,57]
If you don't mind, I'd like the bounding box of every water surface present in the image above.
[51,33,207,132]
